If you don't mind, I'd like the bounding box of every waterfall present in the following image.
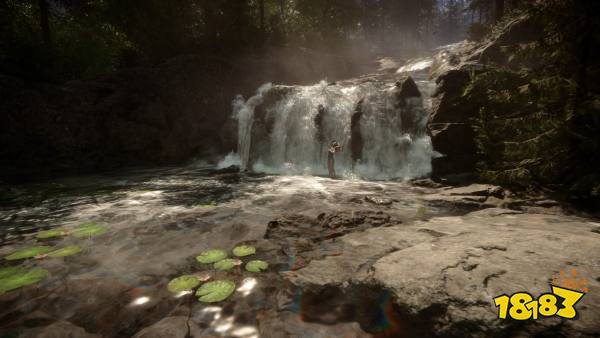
[233,83,272,171]
[231,58,437,180]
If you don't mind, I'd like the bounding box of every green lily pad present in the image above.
[0,266,25,279]
[0,268,49,295]
[36,228,66,239]
[72,222,108,238]
[4,246,53,260]
[196,200,217,208]
[48,245,82,258]
[167,275,200,293]
[196,280,235,303]
[214,258,241,271]
[196,249,227,264]
[245,260,269,272]
[232,245,256,257]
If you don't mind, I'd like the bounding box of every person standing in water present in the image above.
[328,140,342,178]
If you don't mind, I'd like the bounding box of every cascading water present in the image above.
[226,58,437,180]
[234,83,272,171]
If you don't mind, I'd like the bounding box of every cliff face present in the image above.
[427,14,543,178]
[0,48,374,180]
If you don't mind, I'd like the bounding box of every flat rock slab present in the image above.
[284,208,600,338]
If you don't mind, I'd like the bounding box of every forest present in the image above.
[1,0,599,207]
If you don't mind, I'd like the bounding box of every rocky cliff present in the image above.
[427,14,543,178]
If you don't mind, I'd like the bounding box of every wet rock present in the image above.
[394,76,421,101]
[132,316,203,338]
[285,208,600,338]
[364,196,393,206]
[258,310,371,338]
[20,320,100,338]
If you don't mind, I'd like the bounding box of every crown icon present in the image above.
[552,268,588,293]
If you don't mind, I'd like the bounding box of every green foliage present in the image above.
[36,228,66,239]
[468,1,600,207]
[196,249,227,264]
[245,260,269,272]
[4,246,52,260]
[0,268,49,295]
[214,258,241,271]
[73,222,108,238]
[167,275,200,293]
[47,245,82,258]
[196,280,236,303]
[232,245,256,257]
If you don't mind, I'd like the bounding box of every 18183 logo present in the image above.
[493,269,588,320]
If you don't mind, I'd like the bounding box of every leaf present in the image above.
[47,245,82,258]
[0,268,49,295]
[214,258,241,271]
[232,245,256,257]
[196,280,235,303]
[416,206,427,218]
[72,222,108,238]
[167,275,200,293]
[245,260,269,273]
[196,249,227,264]
[36,228,67,239]
[196,200,217,208]
[0,267,25,279]
[4,246,53,260]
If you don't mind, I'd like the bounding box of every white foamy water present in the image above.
[231,74,436,179]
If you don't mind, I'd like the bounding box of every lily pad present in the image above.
[196,200,217,208]
[48,245,82,258]
[36,228,66,239]
[232,245,256,257]
[167,275,200,293]
[416,206,427,218]
[196,280,235,303]
[214,258,241,271]
[73,222,108,238]
[4,246,53,260]
[245,260,269,272]
[0,267,24,279]
[196,249,227,264]
[0,268,49,295]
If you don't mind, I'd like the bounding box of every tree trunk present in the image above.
[259,0,265,41]
[38,0,51,46]
[495,0,504,22]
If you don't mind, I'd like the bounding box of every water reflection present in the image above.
[237,277,257,296]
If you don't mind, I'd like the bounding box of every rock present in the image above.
[132,316,203,338]
[284,209,600,338]
[394,76,421,101]
[20,320,100,338]
[364,195,393,206]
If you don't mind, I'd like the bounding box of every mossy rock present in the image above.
[245,260,269,272]
[4,246,53,260]
[214,258,241,271]
[196,280,235,303]
[0,268,49,295]
[167,275,200,293]
[73,222,109,238]
[232,245,256,257]
[48,245,82,258]
[196,249,227,264]
[36,228,67,239]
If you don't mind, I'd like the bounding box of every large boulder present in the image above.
[427,69,479,177]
